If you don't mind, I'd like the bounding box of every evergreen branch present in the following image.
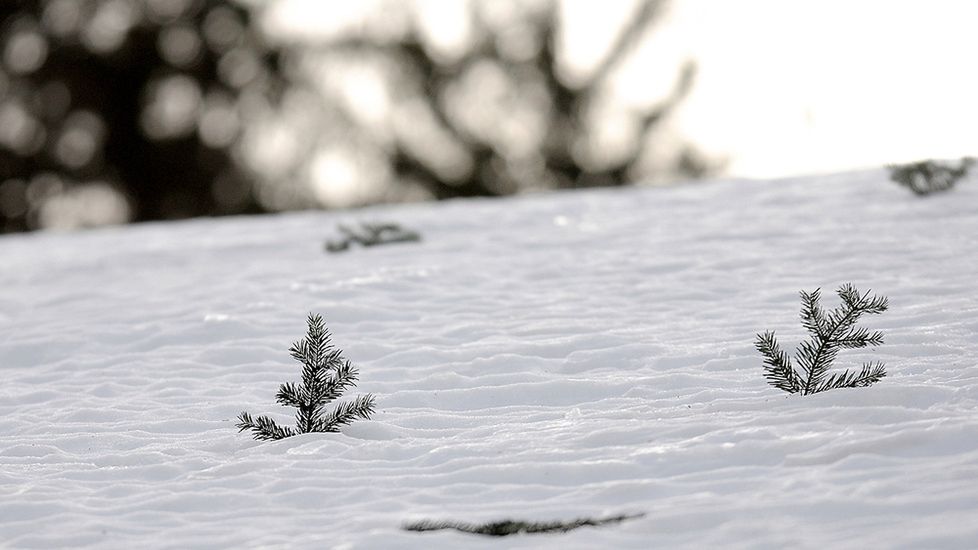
[275,382,305,408]
[861,294,889,315]
[236,412,296,441]
[300,359,321,399]
[824,284,886,340]
[814,362,886,393]
[299,354,351,410]
[799,288,828,338]
[327,223,422,252]
[289,339,309,364]
[836,327,885,349]
[316,360,360,405]
[853,362,887,386]
[306,312,326,336]
[307,313,332,367]
[796,285,887,394]
[295,404,324,435]
[888,157,973,195]
[822,304,863,343]
[757,284,889,396]
[289,313,335,369]
[754,331,800,394]
[837,283,862,309]
[837,284,888,316]
[319,349,346,375]
[795,338,839,395]
[812,370,858,394]
[404,513,643,537]
[317,394,377,433]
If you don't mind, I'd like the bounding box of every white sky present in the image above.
[639,0,978,177]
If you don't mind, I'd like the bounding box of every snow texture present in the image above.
[2,169,978,548]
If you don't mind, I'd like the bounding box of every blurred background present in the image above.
[1,0,975,233]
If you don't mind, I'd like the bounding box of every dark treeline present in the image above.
[0,0,708,233]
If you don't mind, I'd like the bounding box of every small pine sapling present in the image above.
[237,314,376,440]
[325,222,421,252]
[755,284,889,395]
[887,157,973,196]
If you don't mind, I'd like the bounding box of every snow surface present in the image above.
[2,169,978,548]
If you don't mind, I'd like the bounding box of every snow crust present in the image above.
[2,170,978,548]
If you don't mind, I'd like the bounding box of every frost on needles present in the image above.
[237,314,376,440]
[755,284,889,395]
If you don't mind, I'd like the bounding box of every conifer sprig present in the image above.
[755,284,889,395]
[755,330,800,394]
[404,513,644,536]
[887,157,973,196]
[236,412,297,441]
[237,314,376,440]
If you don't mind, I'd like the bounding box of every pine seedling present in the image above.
[237,314,376,440]
[325,222,421,252]
[755,284,888,395]
[887,157,973,196]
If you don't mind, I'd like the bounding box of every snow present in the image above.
[2,169,978,548]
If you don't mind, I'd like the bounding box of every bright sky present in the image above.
[638,0,978,177]
[263,0,978,180]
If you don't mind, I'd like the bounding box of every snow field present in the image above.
[1,169,978,548]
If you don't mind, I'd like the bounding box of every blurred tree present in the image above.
[251,0,713,207]
[0,0,284,232]
[1,0,711,233]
